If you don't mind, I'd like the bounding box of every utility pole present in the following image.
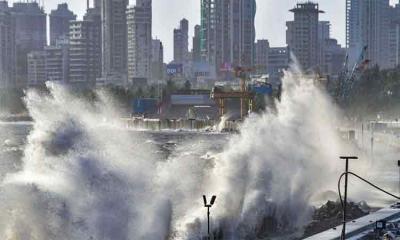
[340,156,358,240]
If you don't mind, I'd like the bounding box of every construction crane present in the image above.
[337,45,370,104]
[212,65,257,119]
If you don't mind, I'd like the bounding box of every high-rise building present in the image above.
[101,0,128,84]
[319,21,330,41]
[346,0,392,68]
[151,39,164,81]
[127,0,152,85]
[27,51,46,86]
[387,3,400,68]
[94,0,101,9]
[268,47,290,78]
[69,19,101,88]
[45,37,69,83]
[200,0,256,76]
[49,3,76,46]
[192,25,201,62]
[84,5,102,84]
[255,40,270,74]
[0,1,16,89]
[286,2,324,71]
[11,1,46,88]
[318,21,330,71]
[321,39,346,76]
[174,18,189,64]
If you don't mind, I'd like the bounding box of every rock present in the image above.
[303,200,370,238]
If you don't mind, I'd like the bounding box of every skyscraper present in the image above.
[286,2,324,71]
[0,1,15,89]
[192,25,201,62]
[200,0,256,76]
[255,40,270,74]
[27,51,46,86]
[67,2,101,88]
[127,0,152,84]
[94,0,101,9]
[11,1,46,88]
[69,19,101,87]
[45,38,69,84]
[49,3,76,46]
[346,0,392,68]
[268,47,290,79]
[101,0,128,84]
[389,2,400,67]
[151,39,164,80]
[84,4,102,84]
[173,18,189,64]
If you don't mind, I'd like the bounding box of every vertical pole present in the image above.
[240,97,244,119]
[371,122,374,158]
[361,123,364,149]
[398,160,400,196]
[342,158,349,239]
[340,156,358,240]
[207,206,210,240]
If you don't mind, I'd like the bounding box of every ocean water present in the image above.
[0,64,399,240]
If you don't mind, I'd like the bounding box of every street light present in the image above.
[397,160,400,196]
[203,195,216,240]
[340,156,358,240]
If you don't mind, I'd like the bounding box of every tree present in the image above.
[184,80,192,91]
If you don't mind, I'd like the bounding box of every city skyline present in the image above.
[13,0,399,62]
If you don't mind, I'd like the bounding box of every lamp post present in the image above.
[397,160,400,196]
[340,156,358,240]
[203,195,216,240]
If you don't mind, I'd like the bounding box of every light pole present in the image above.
[203,195,216,240]
[340,156,358,240]
[397,160,400,196]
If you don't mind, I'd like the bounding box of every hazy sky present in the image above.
[15,0,399,62]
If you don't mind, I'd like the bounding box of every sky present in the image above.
[13,0,399,62]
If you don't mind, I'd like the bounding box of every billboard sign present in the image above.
[166,63,183,75]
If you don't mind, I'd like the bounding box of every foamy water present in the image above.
[0,65,397,240]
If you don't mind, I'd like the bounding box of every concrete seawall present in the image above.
[122,118,240,132]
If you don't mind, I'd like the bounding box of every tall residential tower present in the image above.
[0,1,15,89]
[173,18,189,64]
[101,0,128,85]
[346,0,392,69]
[286,2,324,71]
[127,0,152,84]
[200,0,256,76]
[49,3,76,46]
[11,1,46,87]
